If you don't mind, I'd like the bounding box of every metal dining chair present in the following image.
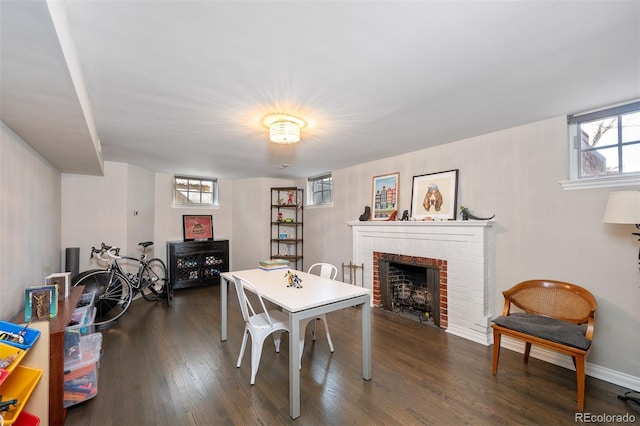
[300,263,337,367]
[233,274,289,384]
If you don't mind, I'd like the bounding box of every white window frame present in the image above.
[307,172,333,207]
[561,100,640,190]
[173,175,219,207]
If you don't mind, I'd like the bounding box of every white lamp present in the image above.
[604,190,640,262]
[604,190,640,405]
[603,190,640,225]
[262,113,306,144]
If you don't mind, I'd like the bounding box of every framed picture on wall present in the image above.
[410,169,459,220]
[182,215,214,241]
[371,172,399,220]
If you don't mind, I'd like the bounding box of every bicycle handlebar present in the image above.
[90,243,121,263]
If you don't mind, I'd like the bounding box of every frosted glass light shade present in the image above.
[603,190,640,224]
[262,113,306,144]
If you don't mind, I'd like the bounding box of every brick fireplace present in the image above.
[350,220,495,345]
[374,252,448,328]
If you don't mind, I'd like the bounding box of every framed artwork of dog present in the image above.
[371,172,399,220]
[410,169,459,220]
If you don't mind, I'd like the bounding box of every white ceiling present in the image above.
[1,0,639,179]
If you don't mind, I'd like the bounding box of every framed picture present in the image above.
[371,172,400,220]
[46,272,71,300]
[183,215,214,241]
[410,169,459,220]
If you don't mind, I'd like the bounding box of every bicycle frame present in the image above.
[95,246,150,293]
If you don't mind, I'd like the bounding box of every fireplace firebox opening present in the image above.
[373,252,448,329]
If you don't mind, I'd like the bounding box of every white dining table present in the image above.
[220,268,372,419]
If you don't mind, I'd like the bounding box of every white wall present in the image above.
[61,162,128,272]
[153,173,233,266]
[0,122,61,320]
[230,178,292,271]
[126,164,155,258]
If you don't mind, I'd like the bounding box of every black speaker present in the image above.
[65,247,80,278]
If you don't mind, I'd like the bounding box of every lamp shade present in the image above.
[603,190,640,224]
[262,113,306,144]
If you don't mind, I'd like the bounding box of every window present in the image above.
[565,101,640,188]
[308,173,332,205]
[173,176,218,206]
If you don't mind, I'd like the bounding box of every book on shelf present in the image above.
[25,284,58,322]
[46,271,71,300]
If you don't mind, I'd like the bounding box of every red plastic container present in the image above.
[13,411,40,426]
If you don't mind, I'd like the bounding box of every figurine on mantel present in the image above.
[359,206,371,221]
[400,210,409,221]
[460,205,495,221]
[384,210,398,221]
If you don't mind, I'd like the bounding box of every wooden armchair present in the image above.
[491,279,597,411]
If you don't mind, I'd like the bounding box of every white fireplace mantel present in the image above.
[349,219,495,346]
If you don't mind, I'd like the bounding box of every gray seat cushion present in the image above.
[492,312,591,350]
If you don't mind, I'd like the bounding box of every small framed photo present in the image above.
[410,169,459,220]
[46,272,71,300]
[183,215,214,241]
[372,172,400,220]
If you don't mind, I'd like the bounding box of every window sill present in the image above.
[559,173,640,190]
[305,202,334,209]
[172,203,220,209]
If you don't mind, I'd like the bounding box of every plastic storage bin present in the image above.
[0,341,27,376]
[13,411,40,426]
[0,320,40,351]
[76,291,96,309]
[0,365,43,425]
[64,306,96,362]
[63,332,102,408]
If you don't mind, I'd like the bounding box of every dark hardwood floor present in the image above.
[65,285,638,425]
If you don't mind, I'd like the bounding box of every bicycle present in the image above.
[73,241,171,326]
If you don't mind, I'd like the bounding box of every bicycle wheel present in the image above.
[74,270,132,326]
[140,258,168,304]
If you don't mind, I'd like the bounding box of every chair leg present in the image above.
[237,326,249,368]
[250,336,267,385]
[273,331,282,352]
[299,319,311,369]
[311,318,317,341]
[575,354,586,411]
[320,316,334,353]
[492,330,501,375]
[524,342,532,362]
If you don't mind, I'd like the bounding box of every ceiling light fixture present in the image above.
[262,113,306,144]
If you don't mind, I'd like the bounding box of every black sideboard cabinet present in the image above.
[167,240,229,289]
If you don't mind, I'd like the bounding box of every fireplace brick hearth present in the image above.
[349,220,495,345]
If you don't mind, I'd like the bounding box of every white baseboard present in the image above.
[500,337,640,391]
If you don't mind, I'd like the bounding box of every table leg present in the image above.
[289,312,301,419]
[362,301,372,380]
[221,276,228,341]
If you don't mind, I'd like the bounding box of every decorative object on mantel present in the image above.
[372,172,399,220]
[359,206,371,221]
[459,206,495,221]
[400,210,409,221]
[410,169,459,221]
[285,270,303,288]
[384,210,398,221]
